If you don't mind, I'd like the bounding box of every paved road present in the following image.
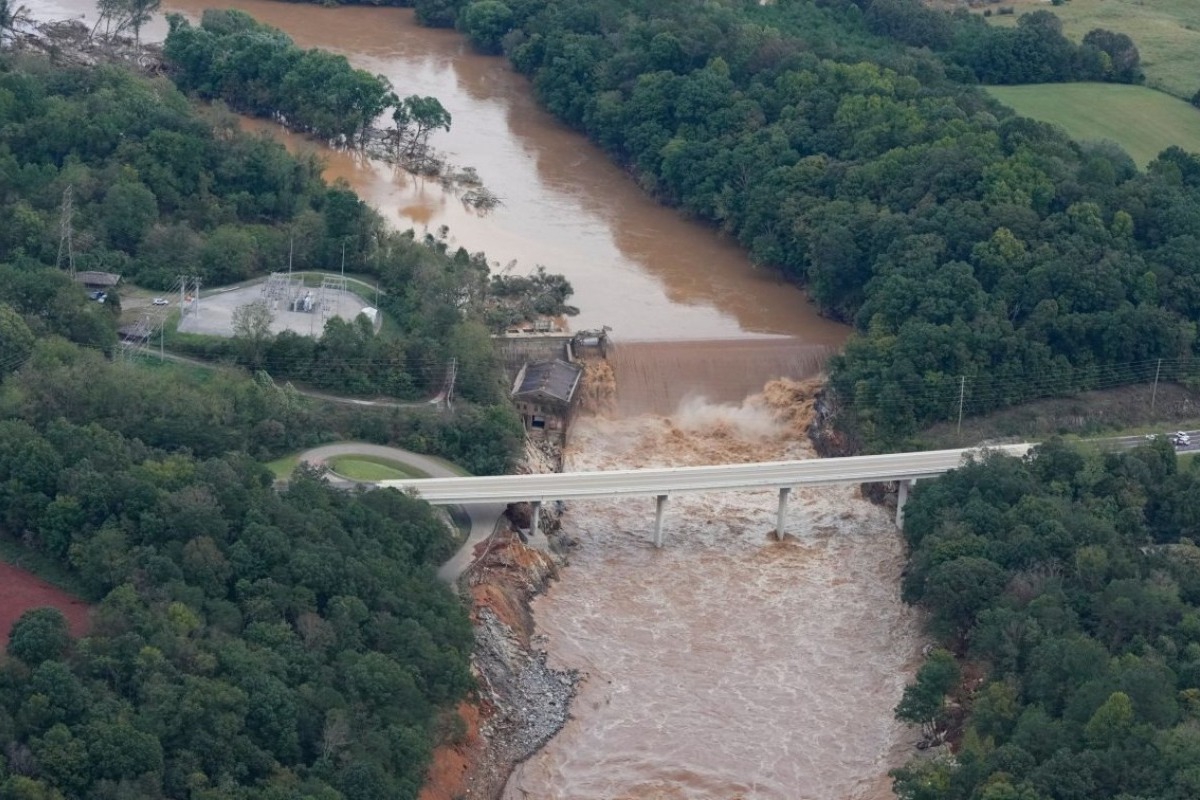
[1107,429,1200,453]
[297,443,503,583]
[297,432,1197,582]
[375,443,1036,504]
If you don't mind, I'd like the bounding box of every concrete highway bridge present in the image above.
[378,443,1035,546]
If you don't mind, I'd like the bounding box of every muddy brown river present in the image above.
[33,3,921,797]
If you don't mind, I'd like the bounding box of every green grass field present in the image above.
[989,0,1200,99]
[327,454,429,481]
[265,453,303,479]
[986,82,1200,167]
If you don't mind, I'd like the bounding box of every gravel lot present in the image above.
[175,282,372,338]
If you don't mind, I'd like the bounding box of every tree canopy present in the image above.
[0,47,524,798]
[402,0,1198,448]
[894,440,1200,800]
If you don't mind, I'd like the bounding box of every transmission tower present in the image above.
[56,187,76,278]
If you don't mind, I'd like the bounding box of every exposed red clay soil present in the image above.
[419,528,562,800]
[0,561,90,646]
[418,701,485,800]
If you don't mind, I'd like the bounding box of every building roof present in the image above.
[512,359,583,405]
[75,271,122,287]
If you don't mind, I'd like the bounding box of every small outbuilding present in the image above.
[511,358,584,436]
[74,271,122,290]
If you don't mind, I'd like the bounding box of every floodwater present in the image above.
[36,0,848,343]
[29,4,921,798]
[504,386,922,800]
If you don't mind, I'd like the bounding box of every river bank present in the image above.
[419,524,575,800]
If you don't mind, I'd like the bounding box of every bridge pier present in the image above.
[530,500,541,538]
[896,479,911,528]
[653,494,668,548]
[776,487,791,538]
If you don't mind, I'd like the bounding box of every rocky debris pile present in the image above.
[473,608,576,762]
[807,385,858,458]
[11,19,164,73]
[430,529,574,799]
[523,433,563,475]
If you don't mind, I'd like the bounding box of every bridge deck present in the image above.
[376,443,1032,504]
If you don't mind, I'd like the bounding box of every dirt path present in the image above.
[297,443,504,582]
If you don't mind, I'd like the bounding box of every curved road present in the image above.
[298,443,504,583]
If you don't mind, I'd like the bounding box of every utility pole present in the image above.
[1151,358,1163,415]
[956,375,966,439]
[340,240,347,319]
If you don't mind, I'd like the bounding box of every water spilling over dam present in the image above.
[605,339,836,418]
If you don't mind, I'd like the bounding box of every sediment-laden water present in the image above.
[504,387,922,799]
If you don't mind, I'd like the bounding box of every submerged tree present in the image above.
[93,0,161,46]
[0,0,30,48]
[392,95,453,157]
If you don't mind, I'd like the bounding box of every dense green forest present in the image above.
[894,440,1200,800]
[862,1,1144,85]
[394,0,1200,447]
[162,10,394,144]
[0,42,543,799]
[0,404,472,800]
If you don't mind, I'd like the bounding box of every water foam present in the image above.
[502,387,923,800]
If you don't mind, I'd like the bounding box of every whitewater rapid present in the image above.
[503,386,923,800]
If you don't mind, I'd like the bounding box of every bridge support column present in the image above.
[776,487,791,538]
[896,480,911,528]
[530,500,541,538]
[653,494,668,548]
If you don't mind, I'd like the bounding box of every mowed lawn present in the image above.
[327,454,429,481]
[988,0,1200,99]
[986,83,1200,168]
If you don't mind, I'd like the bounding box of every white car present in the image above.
[152,297,169,306]
[1172,432,1190,447]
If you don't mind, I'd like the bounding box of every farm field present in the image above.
[986,82,1200,167]
[984,0,1200,99]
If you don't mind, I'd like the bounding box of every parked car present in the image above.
[152,297,169,306]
